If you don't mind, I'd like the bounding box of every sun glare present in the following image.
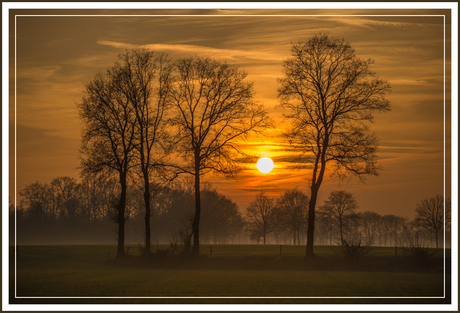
[256,157,274,174]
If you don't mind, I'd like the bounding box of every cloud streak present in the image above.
[330,16,444,29]
[97,40,284,62]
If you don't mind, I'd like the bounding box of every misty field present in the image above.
[10,245,450,304]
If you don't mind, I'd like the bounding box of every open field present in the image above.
[9,245,451,304]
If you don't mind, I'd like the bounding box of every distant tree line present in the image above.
[12,176,245,246]
[243,190,451,249]
[12,177,450,250]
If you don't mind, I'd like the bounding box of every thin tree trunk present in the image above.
[143,174,151,255]
[116,172,127,258]
[340,223,344,245]
[192,154,201,256]
[435,230,439,249]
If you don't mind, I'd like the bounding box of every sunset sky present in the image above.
[8,8,453,219]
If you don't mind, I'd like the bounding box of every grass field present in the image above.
[9,244,451,304]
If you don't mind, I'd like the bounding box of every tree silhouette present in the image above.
[358,211,382,246]
[51,176,79,220]
[112,49,174,255]
[278,33,391,257]
[169,56,271,255]
[78,176,112,222]
[245,192,278,245]
[77,59,138,258]
[382,214,406,247]
[276,189,309,245]
[200,184,244,244]
[19,181,51,219]
[415,195,450,248]
[320,190,358,244]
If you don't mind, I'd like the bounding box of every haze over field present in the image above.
[9,9,452,218]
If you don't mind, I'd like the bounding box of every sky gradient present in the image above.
[9,9,453,218]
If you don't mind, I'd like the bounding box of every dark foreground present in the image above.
[9,244,451,304]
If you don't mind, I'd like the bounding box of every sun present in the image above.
[256,157,274,174]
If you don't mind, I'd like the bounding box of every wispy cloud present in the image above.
[97,40,284,62]
[330,16,444,29]
[390,79,438,86]
[16,65,61,80]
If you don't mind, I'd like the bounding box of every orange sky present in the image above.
[8,8,453,218]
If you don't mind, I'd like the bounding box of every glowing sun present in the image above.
[256,157,274,174]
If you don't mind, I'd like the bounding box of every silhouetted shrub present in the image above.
[399,222,436,269]
[339,239,373,263]
[152,229,194,259]
[400,245,435,269]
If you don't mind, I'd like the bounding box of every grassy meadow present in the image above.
[9,244,451,304]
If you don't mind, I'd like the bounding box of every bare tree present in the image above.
[319,190,358,244]
[51,177,79,220]
[415,195,450,248]
[112,49,174,255]
[19,181,52,219]
[399,220,435,263]
[278,33,391,257]
[382,214,406,247]
[169,56,271,255]
[77,60,138,258]
[316,208,335,245]
[358,211,381,245]
[78,176,111,222]
[245,192,278,245]
[276,189,309,245]
[200,183,244,244]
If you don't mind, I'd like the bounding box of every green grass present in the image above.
[10,244,451,303]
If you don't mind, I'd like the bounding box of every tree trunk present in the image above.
[116,172,127,258]
[340,223,344,245]
[263,232,266,245]
[306,185,319,258]
[143,174,151,255]
[435,229,439,249]
[192,156,201,256]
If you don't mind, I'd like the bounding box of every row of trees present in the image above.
[14,176,451,249]
[244,190,451,249]
[13,176,245,245]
